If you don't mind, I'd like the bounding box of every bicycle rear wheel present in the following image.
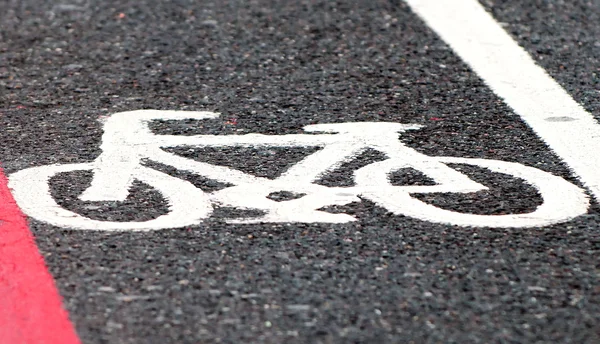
[356,157,589,228]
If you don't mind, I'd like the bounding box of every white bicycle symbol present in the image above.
[8,110,589,231]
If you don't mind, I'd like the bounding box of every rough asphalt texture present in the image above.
[2,0,600,343]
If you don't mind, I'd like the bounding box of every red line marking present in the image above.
[0,167,80,344]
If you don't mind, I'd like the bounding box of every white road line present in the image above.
[405,0,600,203]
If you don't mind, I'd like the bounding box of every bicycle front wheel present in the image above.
[8,163,213,231]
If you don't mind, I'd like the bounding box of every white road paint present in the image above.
[405,0,600,203]
[8,110,589,231]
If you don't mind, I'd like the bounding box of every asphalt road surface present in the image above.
[1,0,600,343]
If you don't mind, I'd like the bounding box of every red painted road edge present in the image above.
[0,167,80,344]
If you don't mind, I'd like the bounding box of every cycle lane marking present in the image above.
[405,0,600,204]
[0,167,80,343]
[8,111,590,230]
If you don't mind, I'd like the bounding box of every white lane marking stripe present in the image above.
[405,0,600,203]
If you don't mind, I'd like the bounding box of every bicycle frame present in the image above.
[81,110,484,204]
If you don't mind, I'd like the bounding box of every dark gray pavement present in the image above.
[1,0,600,343]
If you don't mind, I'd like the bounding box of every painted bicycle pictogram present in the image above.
[8,110,590,231]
